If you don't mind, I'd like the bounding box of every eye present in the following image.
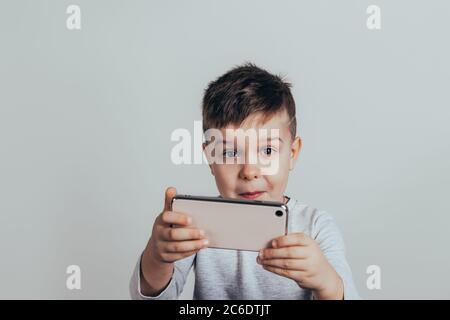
[223,150,238,158]
[262,147,273,155]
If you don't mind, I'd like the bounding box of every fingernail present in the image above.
[259,250,264,259]
[203,239,209,245]
[199,229,205,237]
[272,240,277,248]
[187,217,192,224]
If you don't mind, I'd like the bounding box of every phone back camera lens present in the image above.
[275,210,283,217]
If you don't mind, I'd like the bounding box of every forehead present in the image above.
[220,110,291,137]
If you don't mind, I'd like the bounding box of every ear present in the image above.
[202,142,215,176]
[289,136,302,170]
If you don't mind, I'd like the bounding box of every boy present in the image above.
[129,63,360,299]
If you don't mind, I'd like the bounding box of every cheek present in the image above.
[264,151,291,188]
[280,147,294,170]
[212,165,238,191]
[264,171,287,192]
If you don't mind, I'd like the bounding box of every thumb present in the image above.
[163,186,177,211]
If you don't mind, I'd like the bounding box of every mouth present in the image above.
[238,191,266,200]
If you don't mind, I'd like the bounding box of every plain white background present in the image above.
[1,0,449,299]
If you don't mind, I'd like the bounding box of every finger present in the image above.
[163,186,177,211]
[159,250,198,263]
[260,246,308,260]
[261,265,304,281]
[271,233,311,248]
[161,227,205,241]
[161,211,192,226]
[161,250,199,262]
[257,257,308,271]
[163,239,209,253]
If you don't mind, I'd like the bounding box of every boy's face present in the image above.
[203,110,302,204]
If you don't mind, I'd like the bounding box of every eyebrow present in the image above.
[216,137,284,145]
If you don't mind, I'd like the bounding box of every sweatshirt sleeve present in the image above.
[312,211,361,300]
[129,252,196,300]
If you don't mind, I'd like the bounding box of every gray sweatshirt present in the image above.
[129,197,360,300]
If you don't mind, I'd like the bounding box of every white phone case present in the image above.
[171,195,288,251]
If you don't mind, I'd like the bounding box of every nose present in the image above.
[239,163,261,181]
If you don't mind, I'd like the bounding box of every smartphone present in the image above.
[171,194,288,252]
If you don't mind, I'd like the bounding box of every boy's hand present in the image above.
[145,187,209,264]
[140,187,209,296]
[256,233,344,300]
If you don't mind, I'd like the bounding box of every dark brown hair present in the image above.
[202,63,297,139]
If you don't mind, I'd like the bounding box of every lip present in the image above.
[238,191,266,200]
